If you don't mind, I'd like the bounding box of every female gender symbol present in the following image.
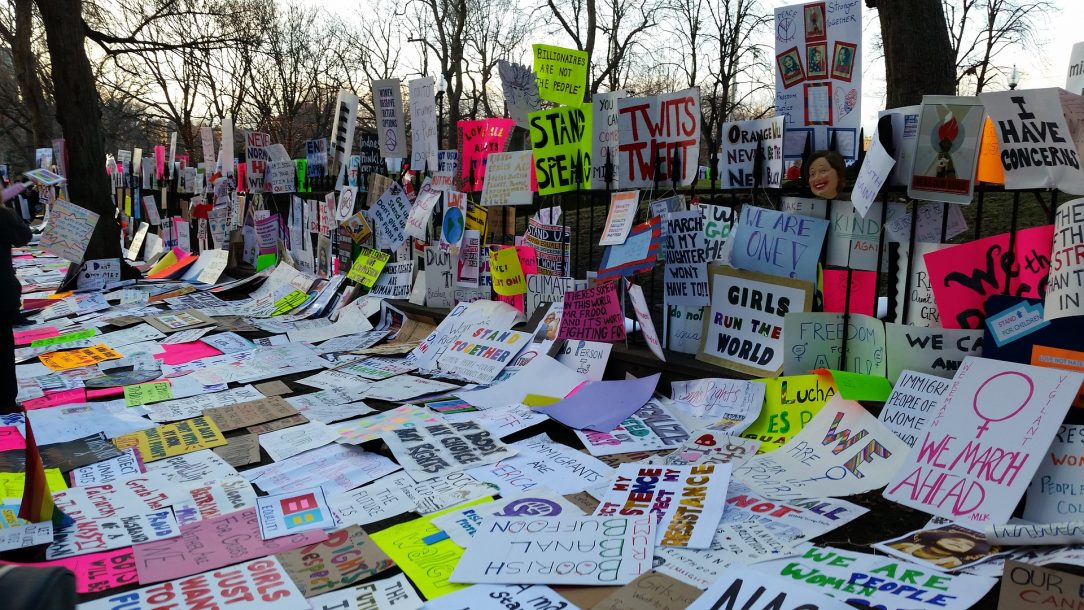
[972,371,1033,439]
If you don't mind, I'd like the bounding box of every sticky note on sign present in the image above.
[490,246,527,296]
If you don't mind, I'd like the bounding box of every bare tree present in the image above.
[869,0,956,107]
[701,0,771,152]
[943,0,1054,94]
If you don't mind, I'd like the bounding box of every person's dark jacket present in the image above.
[0,206,32,315]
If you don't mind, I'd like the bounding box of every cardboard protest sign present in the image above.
[908,95,985,204]
[204,396,300,432]
[923,225,1053,329]
[617,89,701,187]
[557,282,626,342]
[436,326,528,383]
[999,560,1084,610]
[79,557,305,610]
[981,88,1084,192]
[688,565,852,610]
[274,525,393,597]
[591,90,624,188]
[383,420,515,482]
[663,210,709,306]
[879,370,948,447]
[481,150,534,205]
[347,247,390,288]
[529,105,590,196]
[697,265,813,377]
[409,76,438,171]
[594,463,730,548]
[1047,198,1084,319]
[459,118,514,191]
[772,1,862,158]
[718,117,784,189]
[371,183,412,250]
[884,357,1083,527]
[1025,424,1084,524]
[498,60,541,129]
[729,205,829,283]
[450,515,655,585]
[598,216,662,281]
[783,312,887,377]
[736,397,906,501]
[532,44,588,106]
[40,200,100,264]
[372,79,406,158]
[112,416,227,462]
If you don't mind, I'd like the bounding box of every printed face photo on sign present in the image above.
[806,43,827,79]
[777,47,805,88]
[804,2,826,41]
[804,150,846,199]
[832,41,857,82]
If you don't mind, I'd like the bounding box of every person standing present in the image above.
[0,200,32,412]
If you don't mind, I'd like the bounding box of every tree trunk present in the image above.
[12,0,50,149]
[34,0,122,266]
[873,0,955,107]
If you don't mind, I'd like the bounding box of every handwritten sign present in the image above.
[459,118,514,191]
[1046,198,1084,319]
[663,210,709,306]
[525,217,571,276]
[112,416,227,462]
[884,357,1083,527]
[372,79,406,157]
[489,245,529,296]
[1025,424,1084,524]
[405,177,442,239]
[729,205,829,282]
[480,150,534,205]
[347,247,390,288]
[383,420,515,482]
[697,264,812,376]
[598,217,661,281]
[498,60,541,129]
[409,76,438,170]
[369,260,413,298]
[41,200,100,264]
[558,282,626,342]
[590,90,624,188]
[718,117,784,189]
[532,43,588,106]
[617,88,701,187]
[437,325,528,384]
[783,312,887,377]
[885,323,984,383]
[600,191,639,245]
[879,370,949,447]
[529,105,590,196]
[372,183,412,250]
[981,88,1084,191]
[123,381,173,406]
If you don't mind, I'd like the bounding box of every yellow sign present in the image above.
[0,470,67,497]
[529,104,591,196]
[147,250,179,276]
[465,203,488,241]
[40,344,122,371]
[490,246,526,296]
[532,44,589,107]
[742,375,837,452]
[272,289,309,316]
[347,247,391,288]
[123,381,174,407]
[976,116,1006,184]
[112,416,227,462]
[370,497,492,599]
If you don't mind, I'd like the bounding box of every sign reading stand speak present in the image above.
[532,44,588,107]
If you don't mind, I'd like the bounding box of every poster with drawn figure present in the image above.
[372,79,406,158]
[883,357,1083,527]
[498,60,542,130]
[774,1,862,160]
[908,95,985,204]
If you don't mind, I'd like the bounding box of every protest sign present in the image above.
[669,378,765,430]
[822,268,876,316]
[40,432,122,472]
[525,275,577,318]
[663,210,709,306]
[480,150,534,205]
[576,398,691,456]
[1,548,139,594]
[468,433,612,495]
[557,282,626,342]
[259,421,339,461]
[594,463,730,548]
[405,177,442,239]
[144,385,265,423]
[40,344,121,371]
[884,357,1083,527]
[923,225,1053,329]
[274,525,393,597]
[697,265,813,376]
[80,557,305,610]
[459,118,514,191]
[524,216,571,276]
[739,375,835,451]
[498,60,541,129]
[41,200,99,264]
[441,189,468,250]
[908,95,985,204]
[600,191,639,246]
[432,149,460,192]
[334,404,444,445]
[736,397,907,501]
[999,560,1084,610]
[423,584,576,610]
[627,280,664,361]
[885,323,984,382]
[123,381,173,406]
[700,203,736,261]
[879,370,948,447]
[78,259,120,291]
[556,340,612,382]
[372,79,406,158]
[718,117,784,189]
[783,312,887,377]
[204,396,300,432]
[371,183,412,250]
[532,44,588,106]
[425,245,455,308]
[537,374,659,432]
[529,105,590,196]
[70,448,143,485]
[409,77,438,171]
[891,242,950,327]
[1047,198,1084,319]
[772,1,862,158]
[369,260,414,298]
[48,510,180,559]
[591,90,624,188]
[1025,424,1084,524]
[851,134,896,217]
[256,487,334,539]
[689,565,851,610]
[598,216,661,281]
[729,205,829,283]
[450,515,654,585]
[490,245,528,296]
[617,89,701,187]
[437,325,528,383]
[172,477,257,526]
[981,88,1084,192]
[347,247,390,288]
[112,416,227,462]
[383,420,515,482]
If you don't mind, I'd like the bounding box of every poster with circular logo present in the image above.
[441,206,464,247]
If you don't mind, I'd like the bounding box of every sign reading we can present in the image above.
[530,105,591,196]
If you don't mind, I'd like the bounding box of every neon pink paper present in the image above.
[1,548,138,593]
[822,269,876,316]
[0,426,25,452]
[557,282,627,342]
[22,388,86,410]
[924,225,1053,329]
[153,341,222,365]
[13,327,58,345]
[132,507,328,584]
